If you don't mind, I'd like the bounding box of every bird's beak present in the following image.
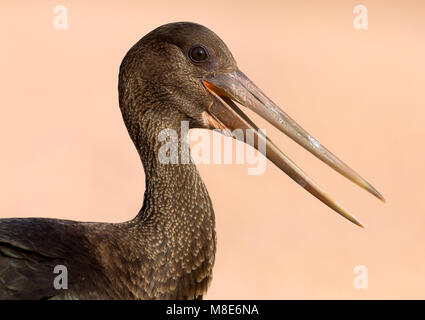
[202,69,384,228]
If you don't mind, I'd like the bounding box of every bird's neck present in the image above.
[124,106,216,299]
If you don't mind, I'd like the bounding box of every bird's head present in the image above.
[119,22,384,227]
[119,22,236,128]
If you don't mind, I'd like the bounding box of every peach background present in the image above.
[0,0,424,299]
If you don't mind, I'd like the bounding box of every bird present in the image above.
[0,22,384,300]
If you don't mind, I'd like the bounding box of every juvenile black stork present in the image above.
[0,22,384,299]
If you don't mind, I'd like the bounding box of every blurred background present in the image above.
[0,0,424,299]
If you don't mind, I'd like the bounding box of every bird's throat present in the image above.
[127,107,217,299]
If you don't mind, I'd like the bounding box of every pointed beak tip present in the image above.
[346,214,365,228]
[369,187,385,203]
[357,221,366,229]
[349,216,365,228]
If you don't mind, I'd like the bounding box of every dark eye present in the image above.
[189,45,208,62]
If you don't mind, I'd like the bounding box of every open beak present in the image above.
[202,69,384,228]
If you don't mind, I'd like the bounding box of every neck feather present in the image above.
[123,104,216,299]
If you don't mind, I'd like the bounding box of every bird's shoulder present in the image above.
[0,217,112,299]
[0,218,92,257]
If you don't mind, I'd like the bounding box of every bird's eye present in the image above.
[189,46,208,62]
